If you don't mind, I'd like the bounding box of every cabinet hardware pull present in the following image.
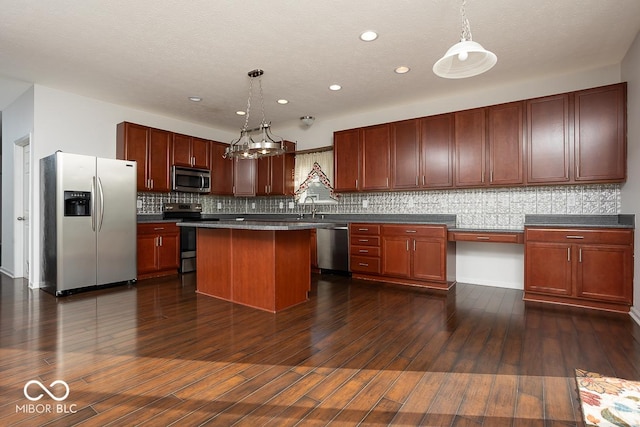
[359,249,369,253]
[406,240,409,251]
[413,240,416,251]
[405,230,417,233]
[476,236,490,240]
[567,247,571,262]
[159,236,163,246]
[422,176,425,186]
[490,170,494,183]
[579,248,582,263]
[415,176,418,186]
[566,235,584,239]
[359,239,369,242]
[358,228,369,231]
[358,263,369,267]
[154,227,165,231]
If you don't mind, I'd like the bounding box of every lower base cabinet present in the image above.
[524,227,633,312]
[350,223,455,290]
[137,222,180,279]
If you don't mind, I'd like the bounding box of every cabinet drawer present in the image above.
[351,246,381,257]
[381,224,446,238]
[448,231,524,244]
[350,224,381,235]
[350,256,381,274]
[525,228,633,245]
[138,222,179,235]
[350,236,380,247]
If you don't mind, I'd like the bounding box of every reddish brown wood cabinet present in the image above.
[574,83,626,182]
[256,141,296,196]
[488,101,524,185]
[455,108,487,187]
[334,126,391,192]
[350,223,454,290]
[524,227,633,312]
[172,134,210,169]
[233,157,256,196]
[526,94,571,183]
[210,141,234,195]
[117,122,171,192]
[137,222,180,279]
[391,115,454,189]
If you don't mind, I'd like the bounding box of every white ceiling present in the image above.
[1,0,639,132]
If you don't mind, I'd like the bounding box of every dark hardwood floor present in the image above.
[1,272,639,426]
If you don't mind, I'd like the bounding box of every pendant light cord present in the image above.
[460,0,473,42]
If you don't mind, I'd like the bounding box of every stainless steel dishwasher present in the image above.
[316,224,350,272]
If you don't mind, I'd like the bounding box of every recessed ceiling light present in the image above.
[395,66,410,74]
[329,84,342,91]
[277,99,289,104]
[236,110,246,116]
[188,96,202,102]
[360,31,378,42]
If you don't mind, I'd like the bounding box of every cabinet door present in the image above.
[381,235,411,278]
[455,108,487,187]
[361,124,391,190]
[421,113,454,188]
[527,94,571,183]
[310,229,318,269]
[157,232,179,271]
[576,244,632,304]
[412,238,446,281]
[137,234,158,275]
[488,102,523,185]
[234,158,256,196]
[334,129,361,192]
[118,122,150,191]
[210,142,234,195]
[172,133,193,167]
[255,156,271,195]
[391,119,420,189]
[525,242,572,296]
[148,128,172,192]
[574,83,626,182]
[191,137,210,169]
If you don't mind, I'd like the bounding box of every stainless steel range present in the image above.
[162,203,218,273]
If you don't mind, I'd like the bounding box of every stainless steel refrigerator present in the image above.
[41,152,137,296]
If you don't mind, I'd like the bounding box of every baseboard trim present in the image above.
[0,267,15,278]
[630,307,640,326]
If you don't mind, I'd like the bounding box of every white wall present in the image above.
[2,85,236,287]
[1,86,34,278]
[621,31,640,325]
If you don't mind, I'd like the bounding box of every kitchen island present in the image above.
[178,220,335,312]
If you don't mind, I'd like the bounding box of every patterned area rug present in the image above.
[575,369,640,426]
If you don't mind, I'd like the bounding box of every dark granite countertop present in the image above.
[177,220,337,231]
[524,214,635,229]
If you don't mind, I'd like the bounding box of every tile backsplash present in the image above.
[138,184,621,229]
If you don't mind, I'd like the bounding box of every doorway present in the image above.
[14,135,31,281]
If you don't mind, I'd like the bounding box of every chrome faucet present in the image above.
[308,196,317,219]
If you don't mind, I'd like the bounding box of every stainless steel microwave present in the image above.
[171,166,211,193]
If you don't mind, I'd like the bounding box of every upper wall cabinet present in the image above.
[334,82,627,193]
[526,94,571,184]
[256,140,296,196]
[210,141,234,195]
[574,83,626,182]
[488,101,524,186]
[172,134,210,169]
[117,122,171,192]
[454,108,487,187]
[334,128,361,192]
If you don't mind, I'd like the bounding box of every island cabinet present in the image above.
[117,122,172,192]
[391,115,454,189]
[350,223,454,290]
[334,125,391,192]
[137,222,180,279]
[209,141,234,195]
[524,227,633,312]
[256,140,296,196]
[172,133,210,169]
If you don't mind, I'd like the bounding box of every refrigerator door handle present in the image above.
[97,177,105,232]
[91,176,97,231]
